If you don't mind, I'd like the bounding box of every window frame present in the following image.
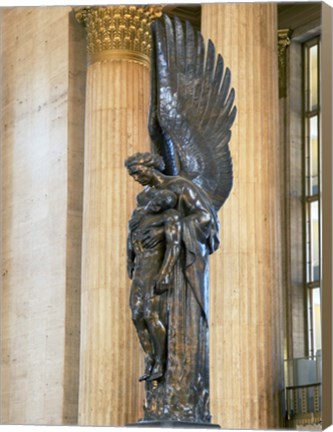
[303,36,322,357]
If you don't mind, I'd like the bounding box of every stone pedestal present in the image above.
[127,420,221,429]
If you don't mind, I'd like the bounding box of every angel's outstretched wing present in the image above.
[148,15,237,212]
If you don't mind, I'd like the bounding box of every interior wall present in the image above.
[63,11,86,423]
[0,7,86,424]
[321,3,333,427]
[280,40,307,360]
[277,2,322,361]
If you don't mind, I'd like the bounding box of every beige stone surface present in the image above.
[0,7,86,424]
[281,41,307,359]
[202,4,284,429]
[78,59,150,426]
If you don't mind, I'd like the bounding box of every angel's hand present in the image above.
[129,210,144,231]
[129,218,139,231]
[141,226,164,249]
[155,273,171,294]
[155,273,171,295]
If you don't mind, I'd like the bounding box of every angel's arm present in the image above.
[129,207,145,232]
[180,186,212,228]
[126,231,135,280]
[127,208,145,279]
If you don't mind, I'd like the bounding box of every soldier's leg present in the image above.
[144,295,167,381]
[130,281,154,381]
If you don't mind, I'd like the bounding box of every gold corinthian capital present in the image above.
[278,28,293,98]
[75,5,162,67]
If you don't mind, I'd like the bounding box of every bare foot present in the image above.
[139,356,153,382]
[146,361,164,382]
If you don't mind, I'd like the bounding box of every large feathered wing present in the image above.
[148,15,237,211]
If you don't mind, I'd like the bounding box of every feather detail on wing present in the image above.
[148,15,237,211]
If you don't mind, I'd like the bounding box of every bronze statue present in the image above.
[125,15,236,426]
[127,184,181,382]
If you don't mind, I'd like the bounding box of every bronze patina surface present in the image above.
[125,15,236,424]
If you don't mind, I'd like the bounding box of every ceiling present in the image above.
[162,3,322,33]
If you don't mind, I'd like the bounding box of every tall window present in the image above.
[304,37,321,357]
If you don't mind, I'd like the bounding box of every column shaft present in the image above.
[202,4,283,429]
[79,59,150,426]
[76,6,162,424]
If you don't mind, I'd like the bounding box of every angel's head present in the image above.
[125,152,165,186]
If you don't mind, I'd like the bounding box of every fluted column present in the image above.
[202,4,284,429]
[76,6,161,425]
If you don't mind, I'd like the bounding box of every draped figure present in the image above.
[125,15,236,425]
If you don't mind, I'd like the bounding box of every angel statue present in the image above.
[125,14,236,426]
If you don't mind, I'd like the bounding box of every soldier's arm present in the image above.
[155,210,181,293]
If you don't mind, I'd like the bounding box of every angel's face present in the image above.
[130,165,153,186]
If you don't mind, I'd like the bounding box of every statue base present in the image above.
[127,420,221,428]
